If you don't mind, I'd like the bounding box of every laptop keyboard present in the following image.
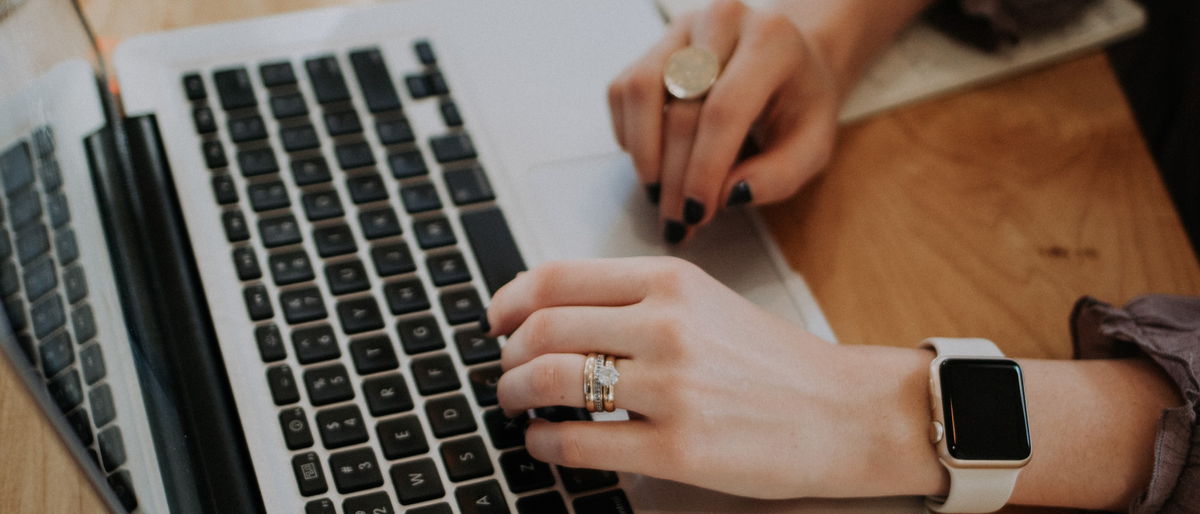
[0,129,139,510]
[186,42,632,514]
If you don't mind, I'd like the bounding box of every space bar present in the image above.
[461,207,528,296]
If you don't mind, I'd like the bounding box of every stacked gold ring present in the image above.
[583,353,620,413]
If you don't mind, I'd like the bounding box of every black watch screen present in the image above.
[939,358,1031,461]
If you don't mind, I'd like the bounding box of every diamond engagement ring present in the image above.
[599,355,619,413]
[584,353,621,413]
[663,46,720,100]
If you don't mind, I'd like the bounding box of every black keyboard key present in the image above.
[281,287,327,324]
[269,250,315,285]
[255,323,287,362]
[456,480,510,514]
[213,175,239,204]
[97,425,126,472]
[351,336,399,375]
[428,253,471,286]
[260,215,303,247]
[305,364,354,406]
[89,383,117,427]
[72,303,96,343]
[414,40,436,65]
[0,261,16,297]
[372,243,415,277]
[282,124,320,152]
[0,142,34,196]
[443,437,495,485]
[280,407,315,450]
[23,257,57,301]
[292,324,340,364]
[56,229,80,267]
[305,56,352,104]
[79,342,106,385]
[38,330,74,378]
[4,297,26,331]
[223,211,251,242]
[268,364,301,405]
[108,469,140,511]
[67,408,94,446]
[46,192,69,228]
[213,68,257,110]
[306,499,335,514]
[313,224,358,257]
[350,49,402,113]
[233,247,263,281]
[31,293,65,339]
[48,368,83,412]
[461,208,527,295]
[501,449,555,493]
[347,173,388,204]
[335,141,375,170]
[440,99,463,127]
[362,373,412,417]
[400,182,442,213]
[302,190,344,221]
[376,414,426,460]
[453,330,501,365]
[324,110,363,136]
[329,447,384,494]
[244,285,274,321]
[378,119,415,146]
[469,364,502,407]
[9,187,42,228]
[16,223,50,264]
[405,74,433,99]
[430,133,476,163]
[384,279,429,315]
[387,149,426,179]
[343,492,395,514]
[270,93,309,119]
[534,406,590,423]
[444,166,496,206]
[559,467,619,494]
[392,458,446,505]
[441,288,484,325]
[182,73,206,100]
[397,316,444,354]
[63,266,86,304]
[338,296,385,334]
[260,61,297,87]
[517,492,568,514]
[229,114,268,143]
[316,404,368,449]
[414,216,456,249]
[293,452,329,496]
[326,260,370,295]
[249,180,291,212]
[292,156,332,185]
[573,490,634,514]
[203,141,228,169]
[428,71,449,95]
[412,354,461,396]
[38,157,62,192]
[359,208,402,240]
[426,394,476,438]
[194,106,217,133]
[237,147,279,176]
[483,409,528,450]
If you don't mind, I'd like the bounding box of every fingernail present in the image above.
[683,198,705,225]
[478,310,491,335]
[726,181,753,207]
[664,220,686,244]
[645,183,661,205]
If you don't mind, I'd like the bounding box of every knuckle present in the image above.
[549,429,590,467]
[755,12,794,38]
[529,357,562,395]
[626,71,660,104]
[528,261,566,302]
[523,309,556,353]
[706,0,747,23]
[698,97,734,129]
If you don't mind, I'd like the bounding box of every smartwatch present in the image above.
[921,338,1031,513]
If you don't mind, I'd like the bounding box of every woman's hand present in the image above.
[607,0,840,243]
[486,257,946,499]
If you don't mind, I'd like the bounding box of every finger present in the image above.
[497,354,654,417]
[657,100,701,244]
[525,418,660,474]
[500,305,645,372]
[607,70,627,149]
[622,19,693,191]
[721,110,836,206]
[484,259,655,336]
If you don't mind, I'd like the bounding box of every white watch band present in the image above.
[920,337,1022,514]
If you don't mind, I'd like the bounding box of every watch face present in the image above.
[940,359,1031,461]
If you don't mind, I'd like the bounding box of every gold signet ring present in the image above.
[663,46,720,100]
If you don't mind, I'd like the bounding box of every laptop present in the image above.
[0,0,871,512]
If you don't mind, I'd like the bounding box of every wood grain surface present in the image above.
[0,1,1194,512]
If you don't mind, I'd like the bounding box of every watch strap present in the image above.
[920,337,1003,358]
[926,466,1021,513]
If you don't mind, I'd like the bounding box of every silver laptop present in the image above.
[0,0,875,512]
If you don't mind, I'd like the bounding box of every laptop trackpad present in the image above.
[523,153,806,327]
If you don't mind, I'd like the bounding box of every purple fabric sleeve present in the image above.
[1071,294,1200,514]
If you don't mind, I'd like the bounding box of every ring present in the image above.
[584,353,599,413]
[663,46,720,100]
[583,353,621,412]
[600,355,618,412]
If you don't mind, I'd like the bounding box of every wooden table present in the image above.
[3,0,1198,512]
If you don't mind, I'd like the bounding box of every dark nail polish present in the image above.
[478,310,491,335]
[726,181,753,207]
[664,221,686,244]
[683,198,705,225]
[645,183,661,205]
